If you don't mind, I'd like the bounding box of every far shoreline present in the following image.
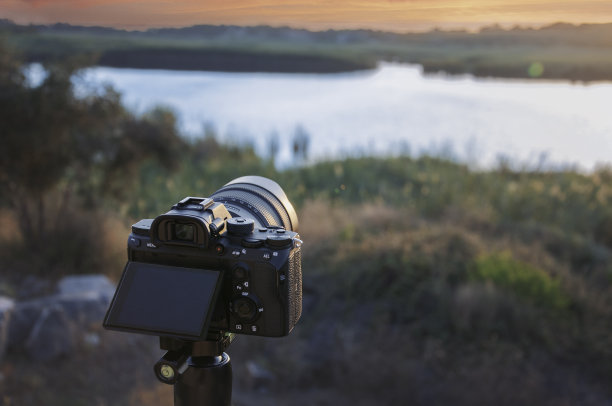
[87,56,612,84]
[6,20,612,83]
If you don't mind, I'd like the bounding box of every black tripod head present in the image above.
[154,333,235,406]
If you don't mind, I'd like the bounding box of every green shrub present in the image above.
[469,253,570,312]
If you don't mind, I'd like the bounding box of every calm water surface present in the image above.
[79,63,612,169]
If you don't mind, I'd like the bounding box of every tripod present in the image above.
[155,333,235,406]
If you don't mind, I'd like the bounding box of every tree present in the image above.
[0,42,184,260]
[292,124,310,164]
[267,130,280,164]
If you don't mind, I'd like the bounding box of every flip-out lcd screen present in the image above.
[104,261,222,339]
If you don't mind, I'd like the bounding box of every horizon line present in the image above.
[3,18,612,35]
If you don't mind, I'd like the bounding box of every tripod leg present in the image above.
[174,353,232,406]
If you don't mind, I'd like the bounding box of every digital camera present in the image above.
[103,176,302,340]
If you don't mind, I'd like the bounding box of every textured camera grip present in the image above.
[287,249,303,330]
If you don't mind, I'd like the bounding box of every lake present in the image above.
[77,63,612,170]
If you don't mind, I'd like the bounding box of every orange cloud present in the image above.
[16,0,130,7]
[3,0,611,31]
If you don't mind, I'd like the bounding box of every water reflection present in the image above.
[80,63,612,170]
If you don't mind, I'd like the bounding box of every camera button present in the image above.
[233,266,249,279]
[235,324,243,331]
[128,237,141,247]
[250,325,258,333]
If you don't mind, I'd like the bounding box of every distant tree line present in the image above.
[3,19,612,80]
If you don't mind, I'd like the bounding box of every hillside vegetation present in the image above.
[2,19,612,81]
[1,40,612,406]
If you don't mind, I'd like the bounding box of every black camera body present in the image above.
[103,177,302,341]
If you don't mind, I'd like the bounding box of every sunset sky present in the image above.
[2,0,612,32]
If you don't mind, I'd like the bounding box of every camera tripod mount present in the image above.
[155,333,235,406]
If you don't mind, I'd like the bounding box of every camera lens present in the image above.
[211,176,298,232]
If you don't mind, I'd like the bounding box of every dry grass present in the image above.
[2,154,612,405]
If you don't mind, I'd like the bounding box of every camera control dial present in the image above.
[231,296,260,322]
[227,217,255,235]
[241,237,264,248]
[266,234,293,248]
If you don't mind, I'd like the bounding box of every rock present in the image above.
[24,304,76,362]
[57,290,112,328]
[7,274,117,362]
[56,274,115,329]
[0,296,15,361]
[245,361,274,392]
[17,276,52,300]
[8,297,50,348]
[57,275,115,299]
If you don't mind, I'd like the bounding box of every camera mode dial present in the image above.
[227,217,255,235]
